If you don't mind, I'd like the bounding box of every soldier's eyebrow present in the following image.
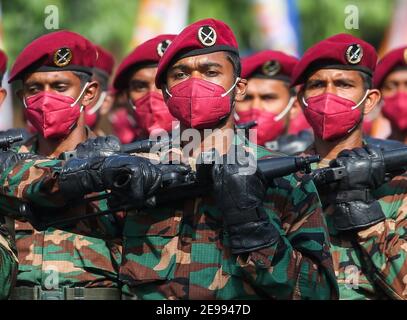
[130,79,148,86]
[168,63,190,73]
[169,61,223,73]
[333,78,356,85]
[197,61,223,69]
[305,79,325,87]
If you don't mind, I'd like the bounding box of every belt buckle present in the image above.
[40,288,65,300]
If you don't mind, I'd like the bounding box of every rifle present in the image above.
[59,138,170,160]
[311,146,407,186]
[0,133,23,151]
[18,152,320,230]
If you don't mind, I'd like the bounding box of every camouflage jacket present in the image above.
[305,145,407,300]
[1,135,122,291]
[0,219,18,299]
[0,137,338,299]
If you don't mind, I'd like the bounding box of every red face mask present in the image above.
[131,92,176,135]
[382,92,407,131]
[84,91,107,128]
[110,107,142,144]
[165,77,239,129]
[23,84,88,139]
[302,91,368,141]
[236,98,294,145]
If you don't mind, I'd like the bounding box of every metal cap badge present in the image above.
[345,44,363,65]
[198,26,217,47]
[53,47,73,67]
[157,39,172,57]
[262,60,281,76]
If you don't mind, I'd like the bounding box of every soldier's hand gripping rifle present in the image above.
[311,146,407,186]
[18,149,320,230]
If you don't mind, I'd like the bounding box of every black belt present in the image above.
[9,286,121,300]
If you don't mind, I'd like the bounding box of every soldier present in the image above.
[112,34,177,141]
[0,19,338,299]
[0,49,18,300]
[293,33,407,299]
[84,44,115,136]
[373,47,407,143]
[235,50,312,154]
[5,30,122,300]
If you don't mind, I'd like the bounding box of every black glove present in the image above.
[75,135,122,158]
[329,146,385,191]
[328,146,386,231]
[100,155,165,208]
[212,149,279,254]
[58,156,107,199]
[0,151,39,173]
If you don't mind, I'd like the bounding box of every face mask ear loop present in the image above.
[274,96,296,122]
[165,86,173,98]
[23,98,29,109]
[70,82,90,108]
[351,90,370,110]
[88,91,107,114]
[129,98,136,110]
[221,77,241,98]
[301,95,309,107]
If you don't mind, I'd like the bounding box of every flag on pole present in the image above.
[130,0,189,49]
[253,0,301,57]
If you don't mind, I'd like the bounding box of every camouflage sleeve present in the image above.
[0,224,17,300]
[356,175,407,300]
[0,158,121,241]
[236,174,339,300]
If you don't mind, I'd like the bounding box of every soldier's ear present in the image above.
[363,89,381,115]
[81,81,99,107]
[234,78,247,102]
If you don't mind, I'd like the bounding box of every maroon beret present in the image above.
[113,34,176,90]
[242,50,298,81]
[0,49,7,76]
[9,30,97,83]
[93,44,115,77]
[291,33,377,86]
[373,47,407,88]
[155,18,239,88]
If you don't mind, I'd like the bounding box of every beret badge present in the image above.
[262,60,281,76]
[198,26,217,47]
[345,44,363,65]
[157,39,172,57]
[53,47,73,67]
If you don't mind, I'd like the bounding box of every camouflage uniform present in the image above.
[0,219,17,299]
[3,135,122,299]
[305,145,407,300]
[0,137,338,299]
